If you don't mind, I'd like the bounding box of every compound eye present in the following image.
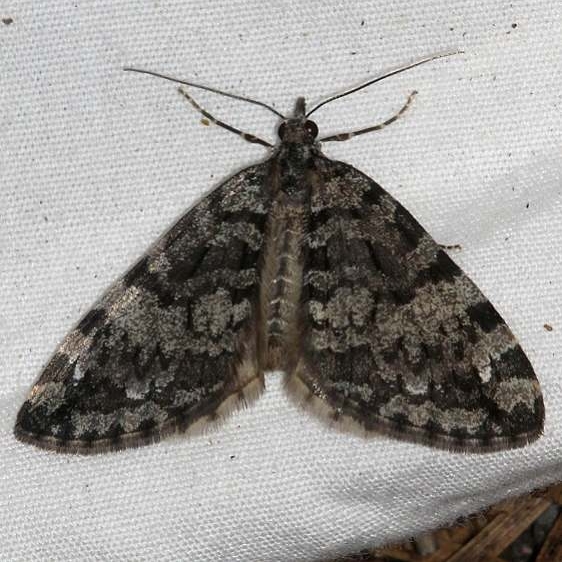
[278,122,287,139]
[305,120,318,138]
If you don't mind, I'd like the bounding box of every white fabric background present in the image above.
[2,2,562,561]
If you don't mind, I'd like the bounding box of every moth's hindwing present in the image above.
[15,162,273,453]
[286,155,544,452]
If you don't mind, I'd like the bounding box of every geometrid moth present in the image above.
[15,55,544,454]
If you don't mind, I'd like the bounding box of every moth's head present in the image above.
[277,97,319,145]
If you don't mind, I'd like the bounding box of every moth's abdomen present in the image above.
[259,199,307,370]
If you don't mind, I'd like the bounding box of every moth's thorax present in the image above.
[276,145,315,195]
[274,136,319,199]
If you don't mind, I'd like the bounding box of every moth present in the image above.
[15,55,544,454]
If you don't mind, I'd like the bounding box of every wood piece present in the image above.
[445,496,551,562]
[536,513,562,562]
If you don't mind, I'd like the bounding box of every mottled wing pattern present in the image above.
[15,162,273,453]
[288,155,544,452]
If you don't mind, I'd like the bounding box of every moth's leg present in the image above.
[178,88,273,148]
[439,243,462,251]
[319,91,417,142]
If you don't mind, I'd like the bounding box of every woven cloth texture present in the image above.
[2,2,562,561]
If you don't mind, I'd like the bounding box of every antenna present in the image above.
[305,51,463,118]
[123,67,285,119]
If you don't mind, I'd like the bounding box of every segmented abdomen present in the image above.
[259,200,306,367]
